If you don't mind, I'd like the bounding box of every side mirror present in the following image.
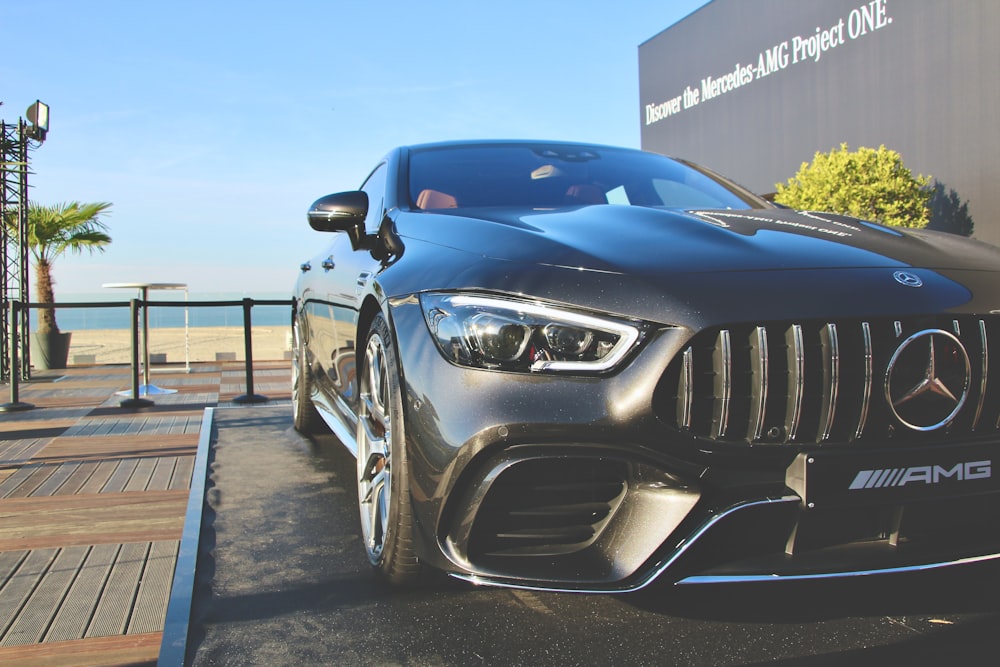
[308,191,369,249]
[308,191,368,231]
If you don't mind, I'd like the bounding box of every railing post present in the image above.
[233,297,268,404]
[120,298,154,408]
[1,299,34,412]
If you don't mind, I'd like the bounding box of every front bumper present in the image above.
[388,298,1000,592]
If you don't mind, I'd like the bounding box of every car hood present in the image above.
[400,205,999,274]
[386,206,1000,327]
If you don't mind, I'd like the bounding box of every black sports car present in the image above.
[292,140,1000,592]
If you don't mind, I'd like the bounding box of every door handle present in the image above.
[321,257,335,271]
[356,271,373,296]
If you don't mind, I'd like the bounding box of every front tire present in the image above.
[292,319,325,433]
[357,313,422,584]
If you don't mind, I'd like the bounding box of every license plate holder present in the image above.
[785,444,998,510]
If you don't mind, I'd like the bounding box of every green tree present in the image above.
[774,144,931,228]
[7,201,112,333]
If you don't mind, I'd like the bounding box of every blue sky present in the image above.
[3,0,708,295]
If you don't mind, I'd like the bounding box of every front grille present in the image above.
[656,315,1000,445]
[467,458,628,558]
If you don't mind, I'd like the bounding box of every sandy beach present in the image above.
[65,326,293,366]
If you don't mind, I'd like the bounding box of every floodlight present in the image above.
[26,100,49,141]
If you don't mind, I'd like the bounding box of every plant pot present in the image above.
[31,331,73,370]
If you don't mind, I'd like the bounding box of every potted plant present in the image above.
[18,201,112,369]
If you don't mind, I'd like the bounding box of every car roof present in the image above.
[401,139,650,154]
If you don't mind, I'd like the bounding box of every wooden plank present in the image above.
[166,416,186,435]
[124,458,158,493]
[27,378,125,389]
[51,461,100,496]
[128,540,178,634]
[11,395,110,410]
[0,546,90,647]
[0,439,31,459]
[87,543,148,637]
[83,404,208,420]
[0,491,188,551]
[46,544,118,642]
[33,434,198,464]
[0,631,161,666]
[5,465,55,499]
[0,464,42,498]
[0,549,58,639]
[169,456,195,490]
[0,438,51,465]
[101,460,139,494]
[77,461,118,495]
[146,457,177,492]
[0,551,27,589]
[144,417,169,436]
[171,383,223,394]
[143,405,215,420]
[66,417,173,438]
[0,419,77,440]
[88,422,114,437]
[31,463,80,497]
[115,419,142,436]
[60,378,131,388]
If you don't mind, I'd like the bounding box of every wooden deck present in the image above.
[0,362,290,666]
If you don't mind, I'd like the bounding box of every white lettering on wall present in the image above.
[644,0,894,125]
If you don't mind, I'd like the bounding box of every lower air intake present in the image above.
[468,458,628,558]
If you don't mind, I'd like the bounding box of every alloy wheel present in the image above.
[358,331,392,562]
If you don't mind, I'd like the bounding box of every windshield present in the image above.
[407,143,769,211]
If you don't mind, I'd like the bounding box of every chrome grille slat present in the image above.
[711,329,732,439]
[680,347,694,430]
[974,319,987,430]
[748,326,769,442]
[818,323,840,441]
[785,324,805,442]
[855,321,873,440]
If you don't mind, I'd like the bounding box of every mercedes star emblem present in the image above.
[884,329,971,431]
[893,271,923,288]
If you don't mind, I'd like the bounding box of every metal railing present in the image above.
[2,297,293,411]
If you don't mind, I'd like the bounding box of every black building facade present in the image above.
[639,0,1000,245]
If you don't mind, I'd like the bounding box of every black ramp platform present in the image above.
[187,406,1000,666]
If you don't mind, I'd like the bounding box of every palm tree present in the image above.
[23,201,112,333]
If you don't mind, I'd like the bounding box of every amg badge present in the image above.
[849,460,992,489]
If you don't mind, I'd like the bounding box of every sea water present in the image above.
[29,292,292,331]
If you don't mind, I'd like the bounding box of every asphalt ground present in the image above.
[188,406,1000,666]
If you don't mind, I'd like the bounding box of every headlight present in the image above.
[420,293,643,373]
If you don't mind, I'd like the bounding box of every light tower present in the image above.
[1,100,49,383]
